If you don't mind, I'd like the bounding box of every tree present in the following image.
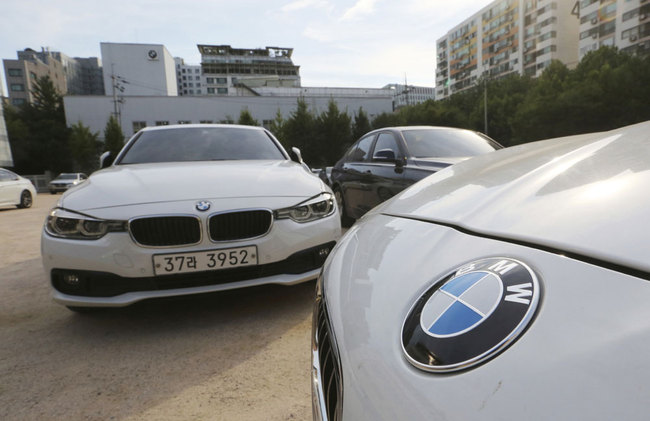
[5,75,71,174]
[69,122,101,174]
[269,109,286,146]
[103,115,125,156]
[237,108,259,126]
[351,107,371,141]
[283,98,315,160]
[314,100,352,167]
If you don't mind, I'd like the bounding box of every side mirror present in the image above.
[373,148,397,162]
[289,147,304,164]
[100,151,114,169]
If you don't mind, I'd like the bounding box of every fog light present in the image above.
[63,273,80,286]
[318,248,330,259]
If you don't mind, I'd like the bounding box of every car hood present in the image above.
[60,160,324,212]
[375,120,650,272]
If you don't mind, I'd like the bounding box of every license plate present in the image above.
[153,245,258,276]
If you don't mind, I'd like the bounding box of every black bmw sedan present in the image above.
[331,126,502,225]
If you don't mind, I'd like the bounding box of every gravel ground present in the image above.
[0,193,314,420]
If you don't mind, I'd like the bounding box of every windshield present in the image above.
[402,128,501,158]
[118,127,286,164]
[56,174,78,180]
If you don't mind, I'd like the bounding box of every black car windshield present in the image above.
[56,174,78,180]
[118,127,286,164]
[402,129,501,158]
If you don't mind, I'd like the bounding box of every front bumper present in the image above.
[43,213,340,307]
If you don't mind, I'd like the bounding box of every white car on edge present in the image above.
[42,124,340,311]
[312,120,650,420]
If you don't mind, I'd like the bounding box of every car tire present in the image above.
[18,190,32,208]
[334,187,354,228]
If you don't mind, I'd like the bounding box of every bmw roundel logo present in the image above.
[195,201,211,212]
[401,257,540,373]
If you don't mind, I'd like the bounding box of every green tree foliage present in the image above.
[351,107,372,141]
[103,115,125,156]
[5,75,71,174]
[69,122,101,174]
[313,100,352,167]
[282,98,315,159]
[369,47,650,146]
[269,109,286,146]
[237,108,259,126]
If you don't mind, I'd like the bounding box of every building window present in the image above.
[206,77,215,84]
[155,121,169,126]
[10,84,25,92]
[217,87,228,94]
[196,89,201,94]
[132,121,147,132]
[178,120,191,124]
[199,120,213,124]
[30,72,37,79]
[207,87,215,94]
[216,77,227,84]
[189,90,194,94]
[11,98,25,106]
[195,69,200,73]
[182,76,186,80]
[7,68,22,77]
[182,69,186,73]
[189,83,193,87]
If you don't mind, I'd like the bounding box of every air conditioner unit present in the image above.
[630,35,638,41]
[591,17,598,24]
[641,14,647,21]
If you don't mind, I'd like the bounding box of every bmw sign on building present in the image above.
[401,257,540,372]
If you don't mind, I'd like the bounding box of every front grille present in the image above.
[313,296,343,421]
[129,216,201,246]
[51,241,336,297]
[209,210,272,241]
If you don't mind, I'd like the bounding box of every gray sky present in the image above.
[0,0,492,92]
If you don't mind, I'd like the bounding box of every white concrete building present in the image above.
[175,57,203,96]
[100,43,177,97]
[436,0,580,99]
[63,92,394,139]
[578,0,650,58]
[383,84,436,108]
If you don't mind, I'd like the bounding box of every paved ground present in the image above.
[0,194,314,420]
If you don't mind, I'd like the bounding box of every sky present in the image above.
[0,0,493,92]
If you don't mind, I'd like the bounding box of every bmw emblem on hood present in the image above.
[401,257,540,373]
[196,201,211,212]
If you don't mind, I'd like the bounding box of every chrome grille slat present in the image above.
[314,298,343,421]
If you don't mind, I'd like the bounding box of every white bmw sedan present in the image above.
[42,124,340,311]
[313,121,650,420]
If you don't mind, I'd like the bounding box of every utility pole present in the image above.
[110,63,127,128]
[484,81,488,135]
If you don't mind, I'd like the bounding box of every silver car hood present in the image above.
[376,120,650,272]
[59,160,324,211]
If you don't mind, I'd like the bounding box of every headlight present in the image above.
[275,193,335,223]
[45,208,127,240]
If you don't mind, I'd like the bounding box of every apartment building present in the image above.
[436,0,579,99]
[175,58,204,96]
[3,48,67,107]
[578,0,650,58]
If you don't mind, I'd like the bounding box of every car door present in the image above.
[333,134,376,219]
[365,131,409,209]
[0,169,18,205]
